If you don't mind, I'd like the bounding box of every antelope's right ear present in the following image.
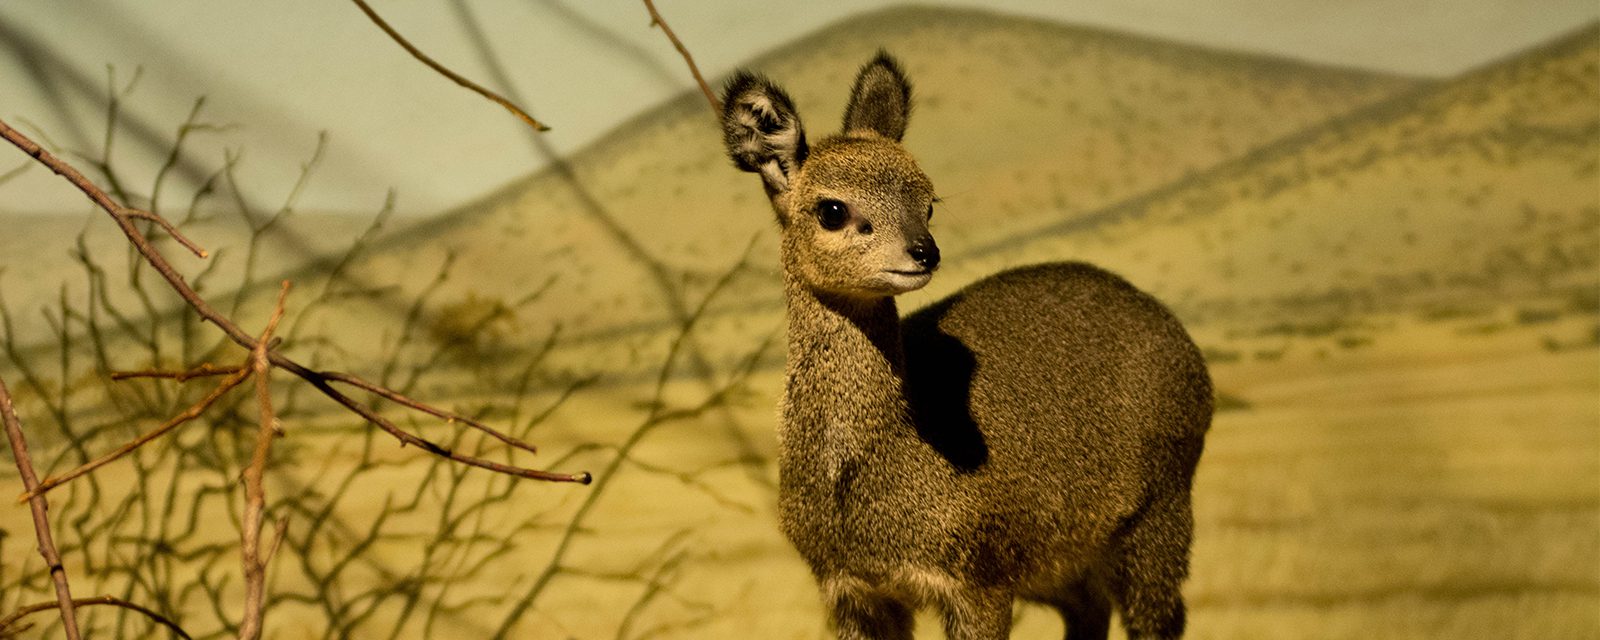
[721,71,808,194]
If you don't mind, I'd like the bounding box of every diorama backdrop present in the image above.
[1,2,1596,638]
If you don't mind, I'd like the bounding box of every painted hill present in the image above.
[0,9,1594,640]
[0,6,1425,381]
[311,5,1424,379]
[8,10,1593,390]
[982,21,1599,331]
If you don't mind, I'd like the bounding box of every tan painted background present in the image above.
[0,6,1595,639]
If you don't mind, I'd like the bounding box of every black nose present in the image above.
[908,236,940,270]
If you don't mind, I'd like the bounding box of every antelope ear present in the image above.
[721,71,808,194]
[842,52,912,141]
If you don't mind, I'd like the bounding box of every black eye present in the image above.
[817,199,849,231]
[927,204,934,221]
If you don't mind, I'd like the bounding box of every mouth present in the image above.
[876,268,934,292]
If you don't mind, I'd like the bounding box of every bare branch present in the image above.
[19,365,254,503]
[239,280,289,640]
[0,374,81,639]
[0,116,586,484]
[0,595,190,639]
[125,208,208,258]
[300,378,591,484]
[318,370,537,455]
[110,362,245,382]
[643,0,721,116]
[349,0,551,132]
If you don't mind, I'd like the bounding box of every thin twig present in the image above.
[300,377,590,484]
[262,516,290,568]
[0,374,81,639]
[110,362,245,382]
[643,0,721,115]
[492,243,758,637]
[0,116,586,484]
[318,371,536,454]
[19,365,254,503]
[349,0,550,132]
[126,208,208,258]
[239,280,289,640]
[0,595,190,639]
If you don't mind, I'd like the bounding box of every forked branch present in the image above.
[239,280,289,640]
[0,116,588,484]
[126,207,208,258]
[19,364,254,502]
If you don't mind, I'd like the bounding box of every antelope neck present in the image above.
[781,272,911,438]
[784,274,904,366]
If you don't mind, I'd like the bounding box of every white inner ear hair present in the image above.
[734,94,801,189]
[759,160,789,190]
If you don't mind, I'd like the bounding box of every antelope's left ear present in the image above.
[722,71,809,194]
[842,51,912,141]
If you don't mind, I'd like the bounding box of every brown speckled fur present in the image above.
[721,53,1211,640]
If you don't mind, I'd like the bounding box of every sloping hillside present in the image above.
[985,23,1599,332]
[0,10,1594,640]
[1,7,1426,380]
[319,5,1423,379]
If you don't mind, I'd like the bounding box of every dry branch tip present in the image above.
[350,0,551,132]
[642,0,721,116]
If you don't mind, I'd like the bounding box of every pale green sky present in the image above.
[1,0,1595,216]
